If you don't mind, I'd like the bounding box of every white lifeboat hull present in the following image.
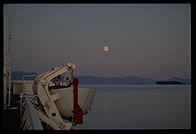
[50,87,95,119]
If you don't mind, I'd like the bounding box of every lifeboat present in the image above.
[50,86,95,119]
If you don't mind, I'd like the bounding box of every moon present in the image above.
[104,46,109,52]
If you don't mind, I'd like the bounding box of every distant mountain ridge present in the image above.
[77,75,157,84]
[11,71,191,84]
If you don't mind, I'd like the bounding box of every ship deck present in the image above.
[2,108,21,130]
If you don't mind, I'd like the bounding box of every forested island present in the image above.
[156,81,184,85]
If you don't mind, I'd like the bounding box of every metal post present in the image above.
[6,16,12,108]
[3,67,7,109]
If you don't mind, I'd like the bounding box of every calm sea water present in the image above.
[75,84,191,129]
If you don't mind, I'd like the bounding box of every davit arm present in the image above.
[33,62,76,130]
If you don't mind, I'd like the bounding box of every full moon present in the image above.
[104,46,109,52]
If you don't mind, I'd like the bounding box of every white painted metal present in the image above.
[31,62,95,130]
[32,63,76,130]
[22,81,34,95]
[22,75,38,95]
[50,87,95,119]
[12,80,34,95]
[36,110,72,130]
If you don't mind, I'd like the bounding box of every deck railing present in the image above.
[20,94,43,130]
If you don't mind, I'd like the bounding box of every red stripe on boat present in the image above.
[73,77,83,124]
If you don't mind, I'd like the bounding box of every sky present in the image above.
[4,4,191,80]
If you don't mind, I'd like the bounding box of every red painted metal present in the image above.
[48,77,83,124]
[73,77,83,124]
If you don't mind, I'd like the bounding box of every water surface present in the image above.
[75,84,191,129]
